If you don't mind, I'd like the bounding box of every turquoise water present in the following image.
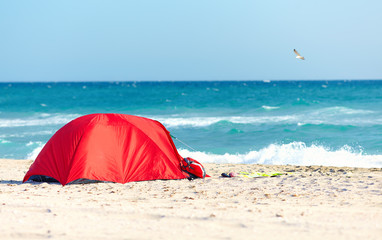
[1,81,382,167]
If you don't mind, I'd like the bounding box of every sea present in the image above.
[1,80,382,168]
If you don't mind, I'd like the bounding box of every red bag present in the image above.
[181,157,207,179]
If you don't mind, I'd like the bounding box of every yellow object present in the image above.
[238,172,285,178]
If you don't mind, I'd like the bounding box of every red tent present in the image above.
[23,113,191,185]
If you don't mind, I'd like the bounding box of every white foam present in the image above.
[156,116,297,128]
[311,106,374,116]
[0,114,80,128]
[154,106,380,128]
[23,141,382,167]
[262,105,280,110]
[178,142,382,168]
[0,139,10,144]
[0,130,54,138]
[296,106,379,126]
[26,142,45,160]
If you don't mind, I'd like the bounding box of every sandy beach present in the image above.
[0,159,381,239]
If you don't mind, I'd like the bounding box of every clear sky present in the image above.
[1,0,381,81]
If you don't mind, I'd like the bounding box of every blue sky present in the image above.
[1,0,381,81]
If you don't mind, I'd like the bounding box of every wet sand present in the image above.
[0,159,381,239]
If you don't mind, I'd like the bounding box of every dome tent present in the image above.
[23,114,203,185]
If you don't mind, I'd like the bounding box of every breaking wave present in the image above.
[26,141,382,167]
[178,142,382,168]
[0,114,80,128]
[0,106,377,129]
[261,105,280,110]
[155,106,380,128]
[157,116,298,128]
[0,139,10,144]
[26,142,45,160]
[158,116,382,128]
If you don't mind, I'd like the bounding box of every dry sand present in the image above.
[0,159,381,240]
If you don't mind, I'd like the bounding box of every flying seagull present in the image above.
[294,49,305,60]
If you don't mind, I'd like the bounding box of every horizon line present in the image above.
[1,79,382,83]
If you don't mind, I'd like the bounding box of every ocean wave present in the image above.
[310,106,374,116]
[0,106,377,129]
[157,116,297,128]
[5,112,373,130]
[0,130,55,139]
[158,116,381,128]
[24,141,382,167]
[155,106,379,128]
[26,142,45,160]
[0,139,10,144]
[178,142,382,168]
[261,105,280,110]
[0,114,80,128]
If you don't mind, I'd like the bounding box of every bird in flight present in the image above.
[293,49,305,60]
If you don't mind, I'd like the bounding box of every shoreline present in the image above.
[1,159,381,239]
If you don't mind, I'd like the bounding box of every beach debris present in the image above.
[238,172,286,178]
[220,172,238,177]
[221,171,287,178]
[294,49,305,60]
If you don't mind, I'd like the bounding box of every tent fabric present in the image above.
[23,113,189,185]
